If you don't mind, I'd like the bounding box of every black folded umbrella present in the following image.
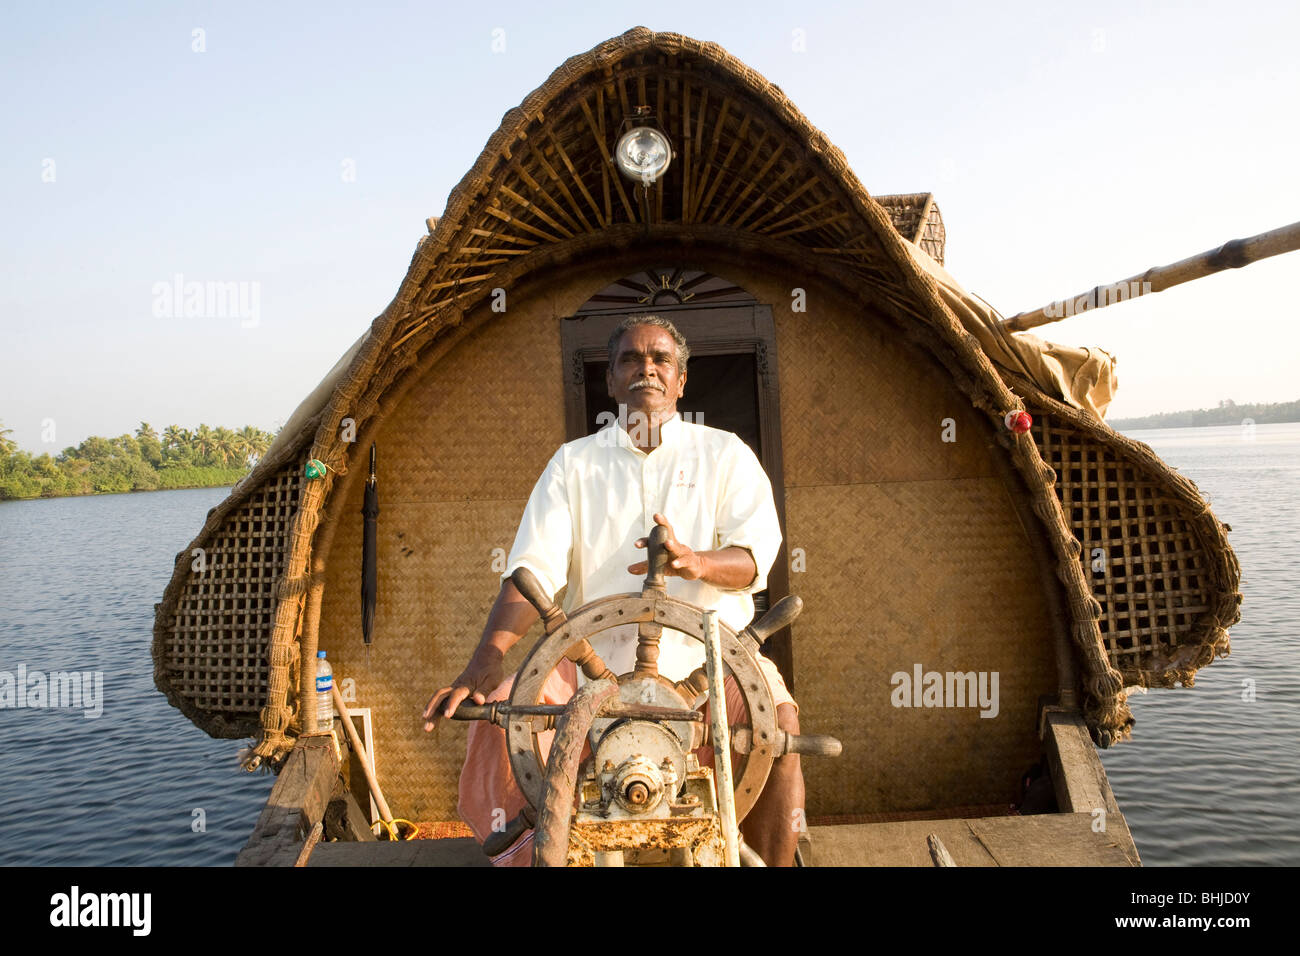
[361,442,379,658]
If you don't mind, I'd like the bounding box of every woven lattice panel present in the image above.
[157,462,302,736]
[875,194,928,242]
[918,202,946,266]
[875,193,945,266]
[1030,408,1238,686]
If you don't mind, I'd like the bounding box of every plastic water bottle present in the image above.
[315,650,335,732]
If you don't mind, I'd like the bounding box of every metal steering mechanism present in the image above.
[505,525,789,824]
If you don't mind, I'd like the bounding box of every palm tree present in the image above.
[0,420,16,457]
[162,425,186,451]
[235,426,265,467]
[192,424,215,464]
[134,422,162,465]
[212,427,237,467]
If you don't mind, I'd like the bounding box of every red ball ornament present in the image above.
[1004,410,1033,434]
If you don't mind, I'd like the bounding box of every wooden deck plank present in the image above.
[1042,709,1121,815]
[808,812,1139,867]
[307,838,491,867]
[235,736,340,867]
[324,780,378,843]
[292,814,1138,867]
[966,813,1138,866]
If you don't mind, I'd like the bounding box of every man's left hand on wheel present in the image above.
[627,513,705,579]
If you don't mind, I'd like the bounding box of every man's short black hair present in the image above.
[606,315,690,373]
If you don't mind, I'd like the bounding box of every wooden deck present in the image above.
[806,812,1139,866]
[239,709,1139,868]
[307,837,491,867]
[294,811,1138,866]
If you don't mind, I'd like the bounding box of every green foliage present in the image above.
[136,422,163,467]
[155,466,250,489]
[0,419,277,500]
[1110,398,1300,430]
[0,421,16,457]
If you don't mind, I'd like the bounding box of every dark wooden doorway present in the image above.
[560,269,794,686]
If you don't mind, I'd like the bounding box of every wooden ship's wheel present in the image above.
[449,525,840,866]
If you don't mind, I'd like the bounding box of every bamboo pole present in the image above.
[1002,220,1300,332]
[294,822,324,867]
[330,681,396,835]
[703,610,740,868]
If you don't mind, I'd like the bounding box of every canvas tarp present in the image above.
[903,242,1118,420]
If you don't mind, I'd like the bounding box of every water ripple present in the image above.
[0,487,273,866]
[1099,423,1300,866]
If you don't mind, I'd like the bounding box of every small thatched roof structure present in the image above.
[876,193,946,265]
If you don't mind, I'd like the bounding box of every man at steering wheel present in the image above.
[424,314,803,865]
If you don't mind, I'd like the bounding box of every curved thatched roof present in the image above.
[154,27,1239,765]
[258,191,946,468]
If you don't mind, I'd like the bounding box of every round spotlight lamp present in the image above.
[615,126,672,184]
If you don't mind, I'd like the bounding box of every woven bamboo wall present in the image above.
[313,251,1059,822]
[747,271,1057,815]
[318,278,576,823]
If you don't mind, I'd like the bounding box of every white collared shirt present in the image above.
[504,414,782,680]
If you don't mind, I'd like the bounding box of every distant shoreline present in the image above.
[0,422,272,502]
[1114,418,1299,431]
[1109,400,1299,431]
[0,480,240,502]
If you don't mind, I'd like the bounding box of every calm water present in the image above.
[0,487,274,866]
[0,423,1296,866]
[1097,422,1300,865]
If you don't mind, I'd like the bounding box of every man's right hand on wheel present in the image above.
[422,646,505,731]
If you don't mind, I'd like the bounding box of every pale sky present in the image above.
[3,0,1297,452]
